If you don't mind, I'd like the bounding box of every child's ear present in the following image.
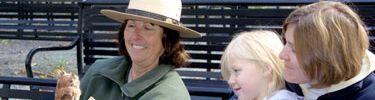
[263,64,273,79]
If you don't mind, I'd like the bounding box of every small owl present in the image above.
[55,71,81,100]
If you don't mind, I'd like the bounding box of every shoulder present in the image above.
[85,57,126,76]
[87,57,125,72]
[267,89,303,100]
[79,57,126,97]
[140,70,190,100]
[81,56,127,83]
[320,73,375,99]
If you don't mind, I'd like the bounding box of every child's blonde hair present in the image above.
[220,30,285,93]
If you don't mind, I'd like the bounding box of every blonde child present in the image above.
[221,30,301,100]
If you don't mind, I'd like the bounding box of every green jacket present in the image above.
[80,57,190,100]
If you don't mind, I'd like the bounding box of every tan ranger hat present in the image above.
[100,0,202,38]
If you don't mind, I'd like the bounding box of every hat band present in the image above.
[126,9,181,25]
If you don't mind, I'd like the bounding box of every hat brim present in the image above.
[100,9,202,38]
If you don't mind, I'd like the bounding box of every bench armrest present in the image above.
[182,79,234,99]
[0,76,56,86]
[25,36,80,78]
[0,76,56,99]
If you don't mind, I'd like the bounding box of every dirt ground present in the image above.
[0,39,78,79]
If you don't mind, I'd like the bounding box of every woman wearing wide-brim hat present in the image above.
[79,0,201,99]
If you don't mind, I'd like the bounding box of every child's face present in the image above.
[227,58,268,100]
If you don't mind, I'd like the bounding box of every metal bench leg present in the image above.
[2,84,10,100]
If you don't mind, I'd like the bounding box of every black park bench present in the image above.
[0,0,80,99]
[0,0,81,77]
[1,0,375,100]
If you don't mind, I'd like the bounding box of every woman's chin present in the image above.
[130,57,145,63]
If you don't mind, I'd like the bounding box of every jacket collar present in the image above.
[98,57,173,98]
[325,50,375,92]
[300,50,375,99]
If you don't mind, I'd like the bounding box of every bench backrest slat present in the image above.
[0,1,80,41]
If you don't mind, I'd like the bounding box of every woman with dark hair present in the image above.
[79,0,201,100]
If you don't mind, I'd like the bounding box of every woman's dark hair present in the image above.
[117,21,190,68]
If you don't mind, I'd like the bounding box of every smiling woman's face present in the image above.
[124,20,165,67]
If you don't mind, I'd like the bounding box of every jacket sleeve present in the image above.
[79,62,100,100]
[79,68,92,100]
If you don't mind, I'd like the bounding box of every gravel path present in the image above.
[0,39,78,79]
